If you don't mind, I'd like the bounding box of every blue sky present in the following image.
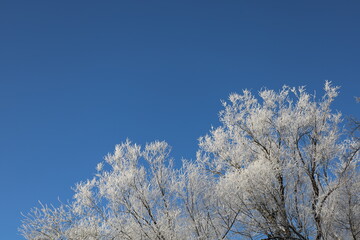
[1,1,359,238]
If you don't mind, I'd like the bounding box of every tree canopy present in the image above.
[20,82,359,240]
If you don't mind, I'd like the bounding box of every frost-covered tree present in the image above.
[22,141,187,240]
[20,82,359,240]
[198,81,359,239]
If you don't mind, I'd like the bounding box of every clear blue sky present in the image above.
[1,1,359,238]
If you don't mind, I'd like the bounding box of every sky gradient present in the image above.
[1,1,359,239]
